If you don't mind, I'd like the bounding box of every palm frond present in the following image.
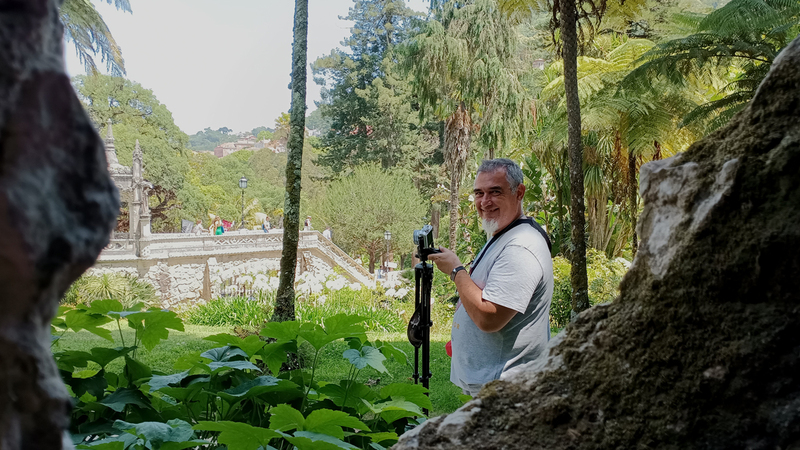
[60,0,131,76]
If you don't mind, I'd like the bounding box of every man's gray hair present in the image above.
[477,158,524,192]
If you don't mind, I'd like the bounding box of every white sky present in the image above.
[66,0,429,135]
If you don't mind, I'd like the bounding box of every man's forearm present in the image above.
[453,271,516,333]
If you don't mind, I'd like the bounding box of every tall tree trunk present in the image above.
[556,175,564,255]
[431,204,440,239]
[561,0,591,314]
[629,147,638,258]
[272,0,308,323]
[369,249,376,274]
[445,102,471,247]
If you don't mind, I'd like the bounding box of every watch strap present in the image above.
[450,265,466,282]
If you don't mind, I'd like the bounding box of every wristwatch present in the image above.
[450,265,466,282]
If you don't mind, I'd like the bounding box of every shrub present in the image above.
[62,273,157,308]
[550,249,629,330]
[53,303,427,450]
[183,295,275,328]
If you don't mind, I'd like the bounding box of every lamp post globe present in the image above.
[239,176,248,229]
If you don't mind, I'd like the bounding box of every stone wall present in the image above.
[395,36,800,450]
[92,246,365,309]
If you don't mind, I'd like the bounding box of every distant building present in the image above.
[213,142,237,158]
[532,59,546,70]
[214,135,259,158]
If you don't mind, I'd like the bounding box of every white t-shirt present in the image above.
[450,218,553,395]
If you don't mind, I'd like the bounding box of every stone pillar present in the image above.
[140,185,152,238]
[131,140,143,255]
[104,118,119,166]
[0,1,120,448]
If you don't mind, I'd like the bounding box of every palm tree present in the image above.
[623,0,800,130]
[60,0,132,76]
[272,0,309,323]
[498,0,651,313]
[405,0,530,247]
[539,35,700,258]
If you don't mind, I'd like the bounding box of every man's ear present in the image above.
[516,183,526,201]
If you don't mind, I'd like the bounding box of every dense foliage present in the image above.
[53,305,429,450]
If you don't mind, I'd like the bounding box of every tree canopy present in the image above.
[311,165,428,273]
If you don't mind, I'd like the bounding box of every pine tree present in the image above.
[404,0,531,247]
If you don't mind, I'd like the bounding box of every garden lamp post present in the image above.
[384,230,391,273]
[238,176,248,229]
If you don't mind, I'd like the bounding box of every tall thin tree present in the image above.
[558,0,591,313]
[272,0,308,323]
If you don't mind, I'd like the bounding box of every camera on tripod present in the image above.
[413,224,440,260]
[408,225,437,413]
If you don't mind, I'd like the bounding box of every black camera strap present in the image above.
[470,216,552,275]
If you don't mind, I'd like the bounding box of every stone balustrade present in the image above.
[93,230,374,307]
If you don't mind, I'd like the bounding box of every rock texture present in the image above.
[395,37,800,450]
[0,1,120,448]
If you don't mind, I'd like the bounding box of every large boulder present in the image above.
[0,0,119,448]
[395,37,800,449]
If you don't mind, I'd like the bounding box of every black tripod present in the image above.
[408,248,436,416]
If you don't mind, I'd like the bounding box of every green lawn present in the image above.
[53,324,464,417]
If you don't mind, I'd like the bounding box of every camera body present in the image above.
[413,224,440,259]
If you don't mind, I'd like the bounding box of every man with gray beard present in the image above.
[428,158,554,396]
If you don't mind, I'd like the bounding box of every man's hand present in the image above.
[427,246,462,276]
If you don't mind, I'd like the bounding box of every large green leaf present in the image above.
[304,409,371,438]
[264,400,371,440]
[260,321,301,341]
[204,333,266,357]
[208,360,260,374]
[297,323,338,352]
[217,377,302,406]
[148,370,190,392]
[360,399,424,424]
[379,383,432,411]
[125,310,184,350]
[201,346,249,362]
[158,384,207,402]
[322,314,368,340]
[364,432,398,446]
[172,353,212,371]
[374,340,407,365]
[194,421,284,450]
[114,419,196,448]
[65,309,113,341]
[56,348,133,372]
[86,299,124,315]
[343,346,386,373]
[99,388,151,412]
[223,376,282,397]
[90,347,136,368]
[76,438,132,449]
[288,431,358,450]
[268,404,306,432]
[318,381,376,411]
[124,356,152,386]
[257,341,295,376]
[69,370,108,399]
